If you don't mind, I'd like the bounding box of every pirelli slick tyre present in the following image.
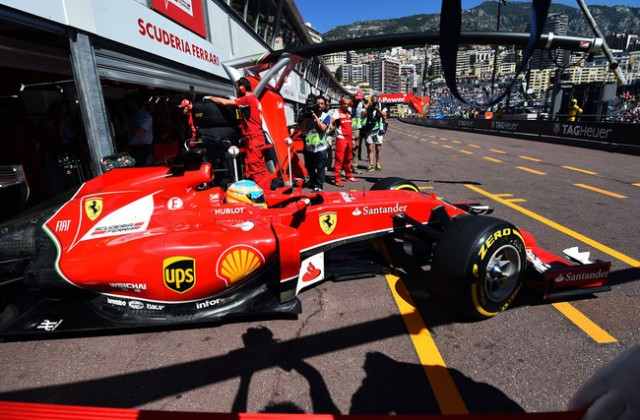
[432,215,526,320]
[370,177,419,192]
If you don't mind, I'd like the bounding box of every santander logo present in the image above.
[302,263,322,283]
[553,269,607,284]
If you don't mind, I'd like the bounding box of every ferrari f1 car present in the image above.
[0,24,611,337]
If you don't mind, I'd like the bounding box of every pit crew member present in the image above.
[331,95,356,187]
[204,78,274,190]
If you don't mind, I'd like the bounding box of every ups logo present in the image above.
[163,256,196,293]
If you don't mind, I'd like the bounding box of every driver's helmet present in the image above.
[225,180,267,208]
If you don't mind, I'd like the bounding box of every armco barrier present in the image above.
[400,117,639,153]
[0,401,584,420]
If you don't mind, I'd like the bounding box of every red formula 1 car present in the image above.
[0,35,609,338]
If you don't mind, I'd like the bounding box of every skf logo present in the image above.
[319,212,337,235]
[217,245,264,286]
[85,198,103,221]
[163,256,196,293]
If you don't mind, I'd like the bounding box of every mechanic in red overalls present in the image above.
[204,78,273,190]
[331,95,356,187]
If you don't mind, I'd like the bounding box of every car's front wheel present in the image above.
[431,215,526,319]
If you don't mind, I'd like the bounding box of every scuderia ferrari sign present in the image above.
[163,256,196,293]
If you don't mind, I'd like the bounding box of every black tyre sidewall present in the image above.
[432,216,526,319]
[468,225,526,318]
[370,177,419,192]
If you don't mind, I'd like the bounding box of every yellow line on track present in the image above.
[563,165,598,176]
[574,183,627,199]
[469,144,481,149]
[552,303,618,344]
[517,166,547,176]
[494,193,514,198]
[505,198,527,203]
[483,156,503,164]
[386,275,468,414]
[464,184,640,268]
[490,148,507,154]
[459,150,473,155]
[419,185,434,190]
[519,155,542,162]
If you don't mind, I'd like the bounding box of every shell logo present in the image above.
[216,245,265,285]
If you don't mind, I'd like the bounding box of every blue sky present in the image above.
[297,0,640,33]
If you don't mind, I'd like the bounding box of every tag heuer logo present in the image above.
[319,212,337,235]
[163,256,196,293]
[85,198,103,221]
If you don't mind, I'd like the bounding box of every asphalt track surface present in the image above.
[0,120,639,415]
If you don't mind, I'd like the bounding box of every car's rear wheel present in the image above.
[370,177,419,192]
[431,215,526,319]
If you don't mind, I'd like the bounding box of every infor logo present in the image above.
[163,256,196,293]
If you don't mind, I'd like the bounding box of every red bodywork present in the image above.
[42,168,607,305]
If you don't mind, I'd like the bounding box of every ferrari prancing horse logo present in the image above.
[85,198,103,221]
[319,212,337,235]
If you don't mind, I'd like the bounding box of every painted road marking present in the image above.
[431,141,440,145]
[419,185,434,190]
[517,166,547,176]
[519,155,542,163]
[490,148,507,154]
[469,144,481,149]
[452,140,462,144]
[386,275,468,414]
[552,303,617,344]
[459,150,473,155]
[464,185,640,268]
[563,165,598,176]
[442,145,453,149]
[574,183,627,199]
[440,137,448,141]
[483,156,503,164]
[496,194,526,203]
